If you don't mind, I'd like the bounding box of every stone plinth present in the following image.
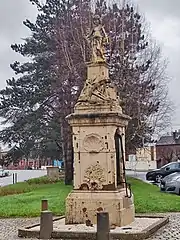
[47,166,59,180]
[65,61,135,227]
[65,112,135,226]
[65,189,135,227]
[86,62,109,81]
[67,112,130,190]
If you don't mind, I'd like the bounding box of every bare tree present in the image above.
[0,0,172,184]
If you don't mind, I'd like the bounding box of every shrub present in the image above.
[0,183,36,196]
[26,176,60,185]
[0,176,61,197]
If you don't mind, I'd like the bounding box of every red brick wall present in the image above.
[156,144,180,168]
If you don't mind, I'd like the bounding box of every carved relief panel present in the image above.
[83,133,104,153]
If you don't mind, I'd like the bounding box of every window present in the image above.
[167,163,179,170]
[161,163,178,170]
[177,163,180,169]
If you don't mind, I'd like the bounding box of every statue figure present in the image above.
[78,78,96,102]
[86,15,108,63]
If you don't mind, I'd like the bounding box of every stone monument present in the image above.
[65,15,135,227]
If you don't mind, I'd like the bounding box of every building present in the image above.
[156,130,180,168]
[126,145,157,171]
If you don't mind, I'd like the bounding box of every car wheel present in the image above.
[155,174,162,183]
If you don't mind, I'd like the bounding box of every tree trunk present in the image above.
[61,120,73,185]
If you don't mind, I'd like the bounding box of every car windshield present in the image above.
[160,163,172,169]
[161,162,180,170]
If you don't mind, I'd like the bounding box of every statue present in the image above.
[86,15,108,63]
[78,78,97,102]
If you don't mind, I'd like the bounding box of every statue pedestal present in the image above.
[65,189,135,227]
[65,62,135,227]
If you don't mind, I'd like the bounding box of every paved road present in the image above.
[0,170,47,186]
[0,213,180,239]
[126,170,147,182]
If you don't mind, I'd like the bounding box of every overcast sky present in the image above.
[0,0,180,131]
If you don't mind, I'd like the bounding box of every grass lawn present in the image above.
[0,176,180,217]
[129,177,180,213]
[0,177,72,217]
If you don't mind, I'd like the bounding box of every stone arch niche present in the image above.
[114,128,125,187]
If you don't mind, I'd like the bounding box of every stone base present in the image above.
[18,215,169,240]
[65,188,135,227]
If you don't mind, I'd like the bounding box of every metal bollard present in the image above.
[41,199,48,211]
[12,173,18,184]
[40,210,53,239]
[15,173,17,183]
[97,212,110,240]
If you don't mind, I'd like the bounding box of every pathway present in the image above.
[0,213,180,240]
[0,170,47,186]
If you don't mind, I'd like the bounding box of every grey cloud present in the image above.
[0,0,37,89]
[0,0,37,40]
[135,0,180,18]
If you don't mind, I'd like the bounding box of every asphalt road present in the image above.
[0,170,47,186]
[126,170,147,182]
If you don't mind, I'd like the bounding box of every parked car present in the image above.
[0,169,10,177]
[160,172,180,195]
[146,162,180,183]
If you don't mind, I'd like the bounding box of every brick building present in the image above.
[156,130,180,168]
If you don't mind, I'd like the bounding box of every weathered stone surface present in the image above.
[1,213,180,239]
[65,190,135,226]
[65,61,135,226]
[17,215,168,239]
[47,166,60,180]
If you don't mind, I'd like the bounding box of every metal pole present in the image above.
[12,173,14,184]
[15,173,17,183]
[97,212,110,240]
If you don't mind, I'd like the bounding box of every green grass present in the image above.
[0,181,72,217]
[1,176,180,217]
[0,176,60,196]
[129,177,180,213]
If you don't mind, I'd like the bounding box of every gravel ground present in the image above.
[148,213,180,240]
[0,218,39,240]
[0,213,180,240]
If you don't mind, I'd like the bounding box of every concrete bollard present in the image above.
[41,199,48,211]
[40,211,53,239]
[97,212,110,240]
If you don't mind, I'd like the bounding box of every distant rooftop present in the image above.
[156,130,180,146]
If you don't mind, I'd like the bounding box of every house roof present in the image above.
[156,136,176,146]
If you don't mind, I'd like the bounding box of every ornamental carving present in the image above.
[77,78,119,105]
[83,134,104,153]
[84,163,106,190]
